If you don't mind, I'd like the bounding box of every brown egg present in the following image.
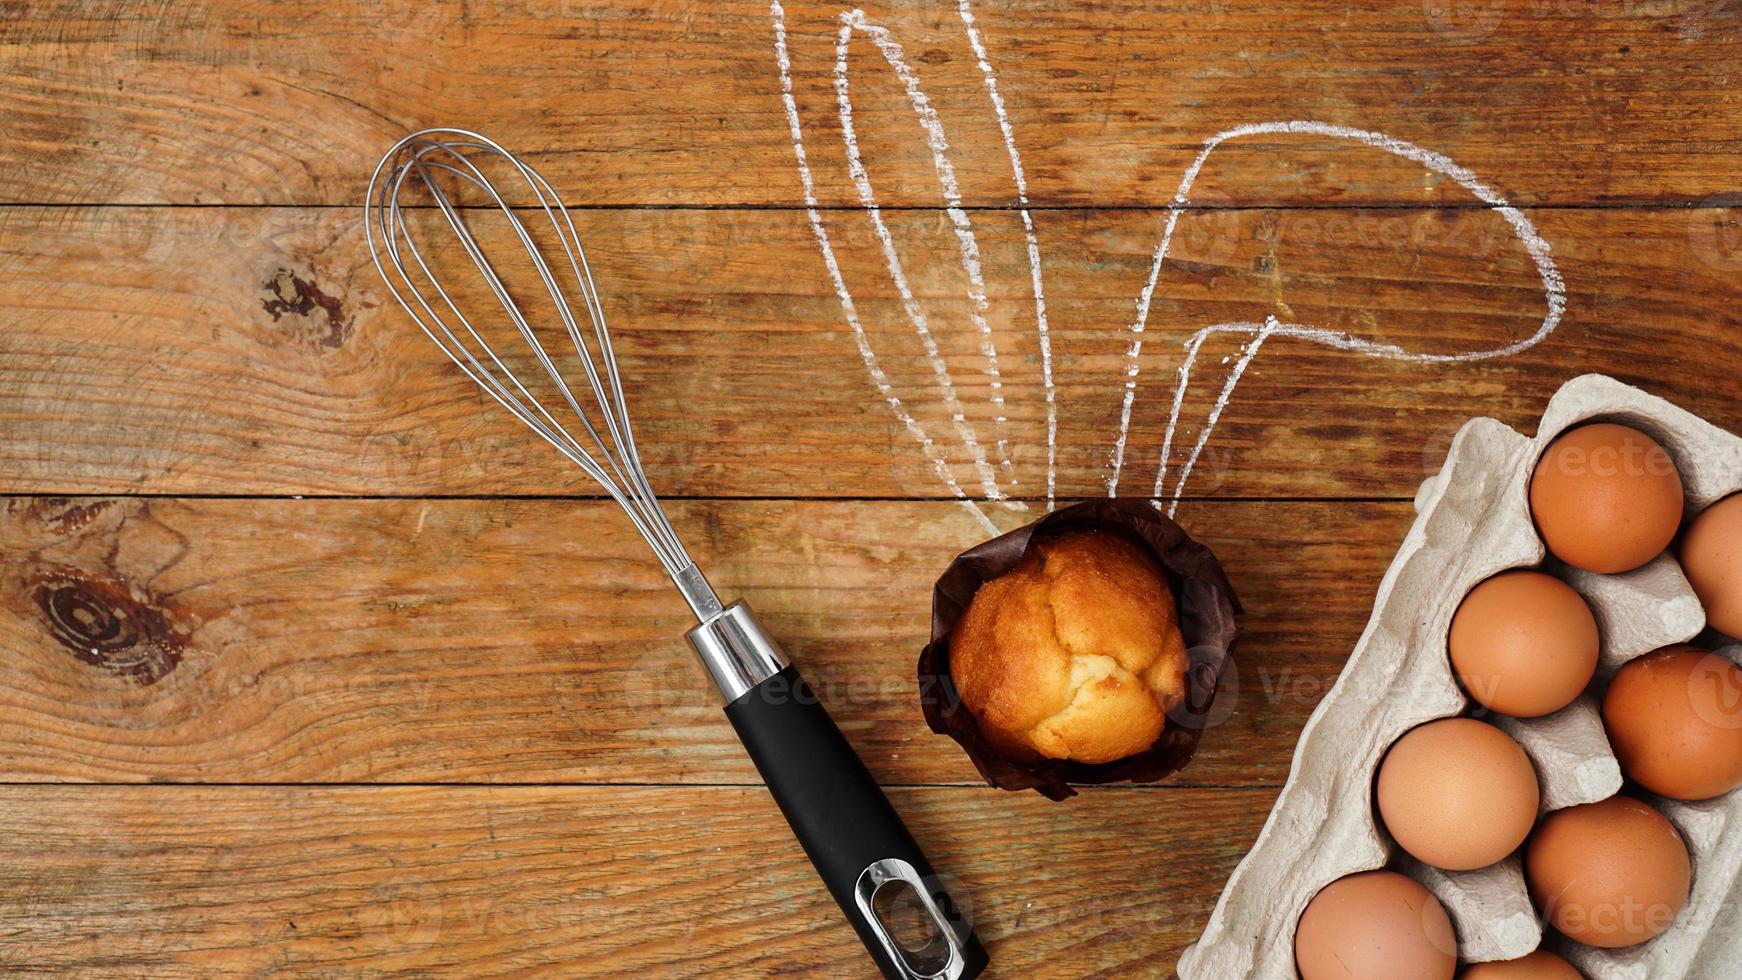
[1526,797,1690,948]
[1460,950,1583,979]
[1294,870,1457,980]
[1602,645,1742,800]
[1530,423,1684,574]
[1449,570,1599,717]
[1376,719,1540,871]
[1679,493,1742,638]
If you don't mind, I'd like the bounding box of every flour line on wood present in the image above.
[769,1,1567,525]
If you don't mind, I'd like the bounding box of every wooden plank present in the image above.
[2,204,1740,499]
[0,496,1395,788]
[1,1,1739,207]
[0,783,1266,976]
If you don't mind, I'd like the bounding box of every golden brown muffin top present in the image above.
[948,529,1187,763]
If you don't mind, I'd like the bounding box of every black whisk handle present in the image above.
[725,666,989,980]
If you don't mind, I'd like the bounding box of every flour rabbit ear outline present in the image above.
[1115,122,1569,515]
[830,7,1014,500]
[770,1,999,533]
[958,0,1057,508]
[775,3,1567,523]
[773,1,1064,519]
[773,3,989,529]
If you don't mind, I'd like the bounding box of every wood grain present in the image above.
[0,784,1268,975]
[2,1,1739,207]
[2,205,1739,499]
[0,496,1397,788]
[6,0,1742,974]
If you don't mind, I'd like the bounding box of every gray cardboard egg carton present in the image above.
[1180,375,1742,979]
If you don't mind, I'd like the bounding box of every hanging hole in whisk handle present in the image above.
[724,666,989,980]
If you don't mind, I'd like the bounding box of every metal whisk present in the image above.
[364,130,985,980]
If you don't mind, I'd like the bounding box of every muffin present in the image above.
[948,529,1189,764]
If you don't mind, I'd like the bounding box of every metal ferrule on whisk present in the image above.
[673,563,787,702]
[684,600,789,703]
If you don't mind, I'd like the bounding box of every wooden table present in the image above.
[2,1,1739,975]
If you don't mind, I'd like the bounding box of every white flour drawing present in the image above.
[771,1,1567,523]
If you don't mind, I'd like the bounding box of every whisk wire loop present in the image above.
[365,129,702,598]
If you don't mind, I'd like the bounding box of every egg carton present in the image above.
[1179,374,1742,979]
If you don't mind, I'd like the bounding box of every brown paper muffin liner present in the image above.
[917,499,1243,800]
